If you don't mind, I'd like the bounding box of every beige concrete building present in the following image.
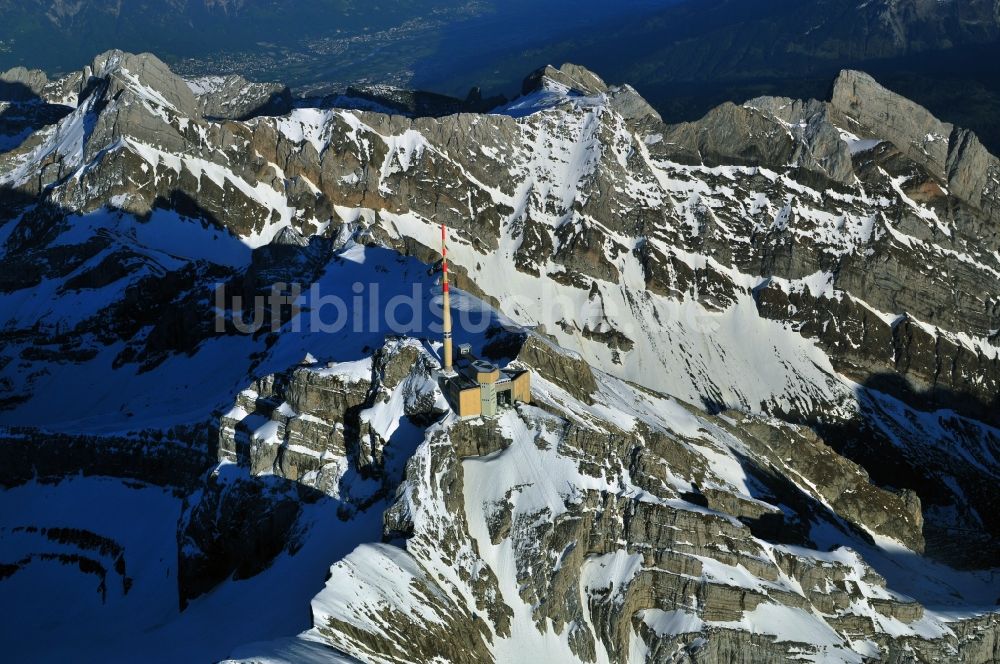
[441,345,530,418]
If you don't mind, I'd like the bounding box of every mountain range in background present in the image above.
[1,46,1000,661]
[4,1,1000,661]
[2,0,1000,151]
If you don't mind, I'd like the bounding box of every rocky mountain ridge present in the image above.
[0,52,999,662]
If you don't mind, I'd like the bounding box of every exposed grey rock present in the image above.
[831,69,952,180]
[0,66,49,100]
[607,84,661,122]
[832,68,1000,227]
[328,83,505,117]
[522,63,609,97]
[188,74,293,120]
[89,50,201,118]
[514,333,597,403]
[658,98,855,184]
[946,126,1000,222]
[727,413,925,551]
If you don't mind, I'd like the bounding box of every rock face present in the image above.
[188,74,294,120]
[659,98,855,184]
[832,68,1000,227]
[513,333,597,403]
[0,65,75,152]
[0,67,50,99]
[217,338,444,500]
[522,63,609,96]
[1,52,1000,662]
[831,69,954,180]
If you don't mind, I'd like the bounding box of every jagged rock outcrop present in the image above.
[177,467,313,606]
[658,99,854,184]
[514,333,597,403]
[0,426,214,489]
[755,283,1000,427]
[90,50,202,118]
[522,63,609,97]
[188,74,293,120]
[217,338,443,500]
[831,69,953,180]
[832,68,1000,229]
[0,67,49,99]
[330,83,506,118]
